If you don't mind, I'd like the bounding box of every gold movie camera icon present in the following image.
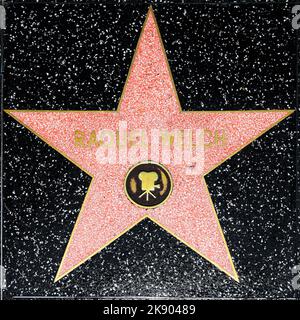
[138,171,160,201]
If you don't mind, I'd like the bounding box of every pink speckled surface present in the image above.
[7,9,292,281]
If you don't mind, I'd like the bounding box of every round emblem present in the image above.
[124,161,173,209]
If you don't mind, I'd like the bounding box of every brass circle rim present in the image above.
[124,160,173,209]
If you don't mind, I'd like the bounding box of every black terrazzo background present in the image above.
[2,1,300,299]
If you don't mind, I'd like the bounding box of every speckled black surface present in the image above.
[2,1,300,299]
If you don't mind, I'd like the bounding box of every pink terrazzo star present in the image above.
[6,8,293,282]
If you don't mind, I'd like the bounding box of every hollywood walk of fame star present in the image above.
[5,7,293,282]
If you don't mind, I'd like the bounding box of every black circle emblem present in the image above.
[125,161,173,209]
